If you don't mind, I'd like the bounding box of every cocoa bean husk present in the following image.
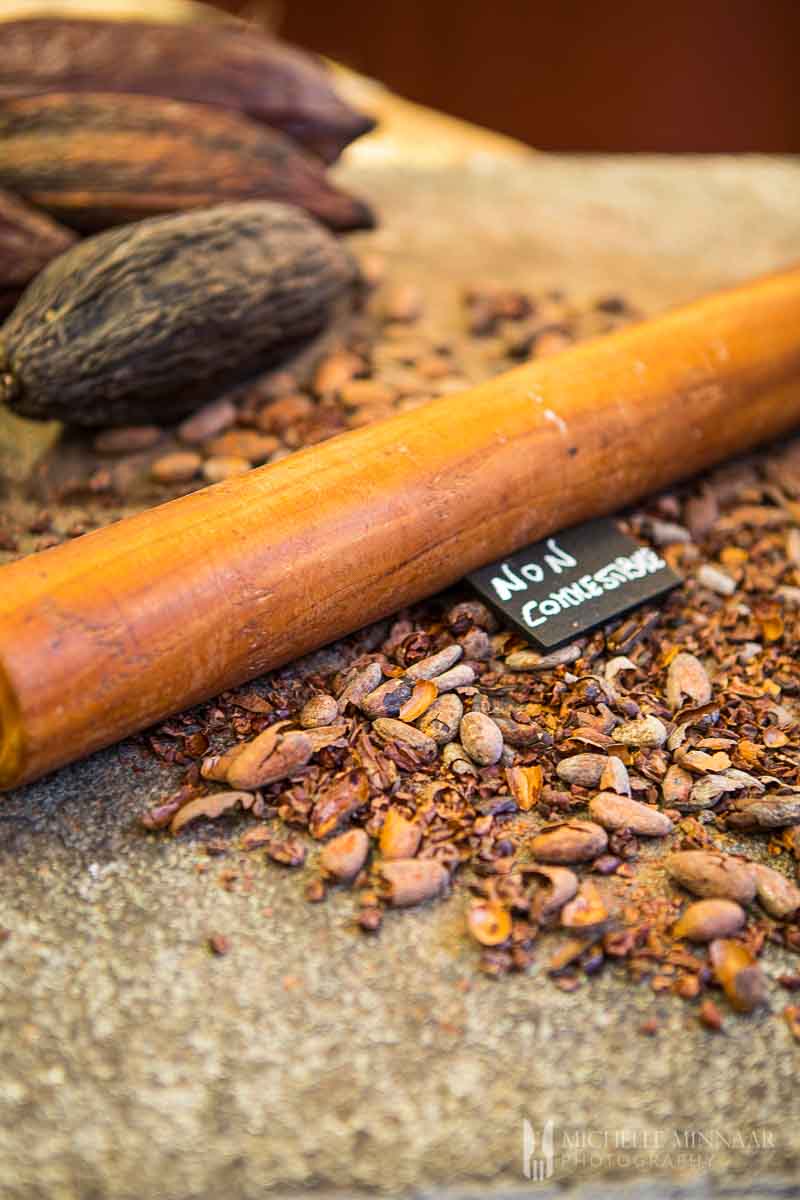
[0,201,358,426]
[0,18,375,163]
[0,187,75,314]
[0,92,374,233]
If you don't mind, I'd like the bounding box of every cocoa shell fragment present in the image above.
[227,727,312,790]
[1,201,358,426]
[0,91,374,233]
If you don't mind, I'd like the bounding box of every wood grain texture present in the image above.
[0,201,359,425]
[3,264,800,788]
[0,17,375,162]
[0,91,375,233]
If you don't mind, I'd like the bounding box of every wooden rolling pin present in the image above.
[3,264,800,790]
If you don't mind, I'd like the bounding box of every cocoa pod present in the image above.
[0,202,358,426]
[0,18,374,163]
[0,187,75,314]
[0,92,374,233]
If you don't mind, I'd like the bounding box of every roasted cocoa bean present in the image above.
[529,820,608,864]
[379,858,448,907]
[556,753,608,788]
[589,792,674,837]
[673,899,746,942]
[664,850,756,903]
[379,808,422,860]
[750,862,800,919]
[319,828,369,881]
[405,644,462,681]
[300,694,339,728]
[416,694,463,745]
[372,717,437,761]
[360,679,413,719]
[459,711,504,766]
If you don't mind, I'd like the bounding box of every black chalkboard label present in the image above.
[467,518,681,650]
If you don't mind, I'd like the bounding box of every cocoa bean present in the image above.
[664,850,756,903]
[319,828,369,881]
[727,793,800,830]
[430,664,476,692]
[404,643,462,681]
[529,820,608,864]
[177,398,237,445]
[361,679,413,720]
[0,92,374,233]
[709,938,767,1013]
[505,643,582,671]
[379,808,422,860]
[673,899,746,942]
[556,753,607,788]
[588,792,674,837]
[227,727,312,790]
[661,764,694,808]
[416,694,463,745]
[750,862,800,919]
[299,694,339,729]
[379,858,448,907]
[202,456,250,483]
[337,662,383,709]
[0,186,75,313]
[491,716,543,748]
[150,451,201,484]
[0,18,374,163]
[93,426,162,455]
[459,711,504,766]
[372,717,437,761]
[1,202,357,426]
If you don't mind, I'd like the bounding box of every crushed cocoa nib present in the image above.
[17,262,793,1021]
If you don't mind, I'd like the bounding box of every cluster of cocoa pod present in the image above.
[0,9,377,426]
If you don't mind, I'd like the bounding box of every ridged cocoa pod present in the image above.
[0,92,374,234]
[0,18,375,163]
[0,202,359,426]
[0,187,76,314]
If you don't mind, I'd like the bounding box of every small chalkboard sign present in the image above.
[468,517,681,650]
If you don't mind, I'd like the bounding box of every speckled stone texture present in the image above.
[3,154,800,1198]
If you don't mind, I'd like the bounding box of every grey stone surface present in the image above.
[4,154,800,1198]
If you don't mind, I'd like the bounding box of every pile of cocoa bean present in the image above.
[56,272,792,1039]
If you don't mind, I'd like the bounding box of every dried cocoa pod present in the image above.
[0,202,358,426]
[0,18,374,164]
[0,187,75,314]
[0,92,374,233]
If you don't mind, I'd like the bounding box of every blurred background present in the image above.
[217,0,799,152]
